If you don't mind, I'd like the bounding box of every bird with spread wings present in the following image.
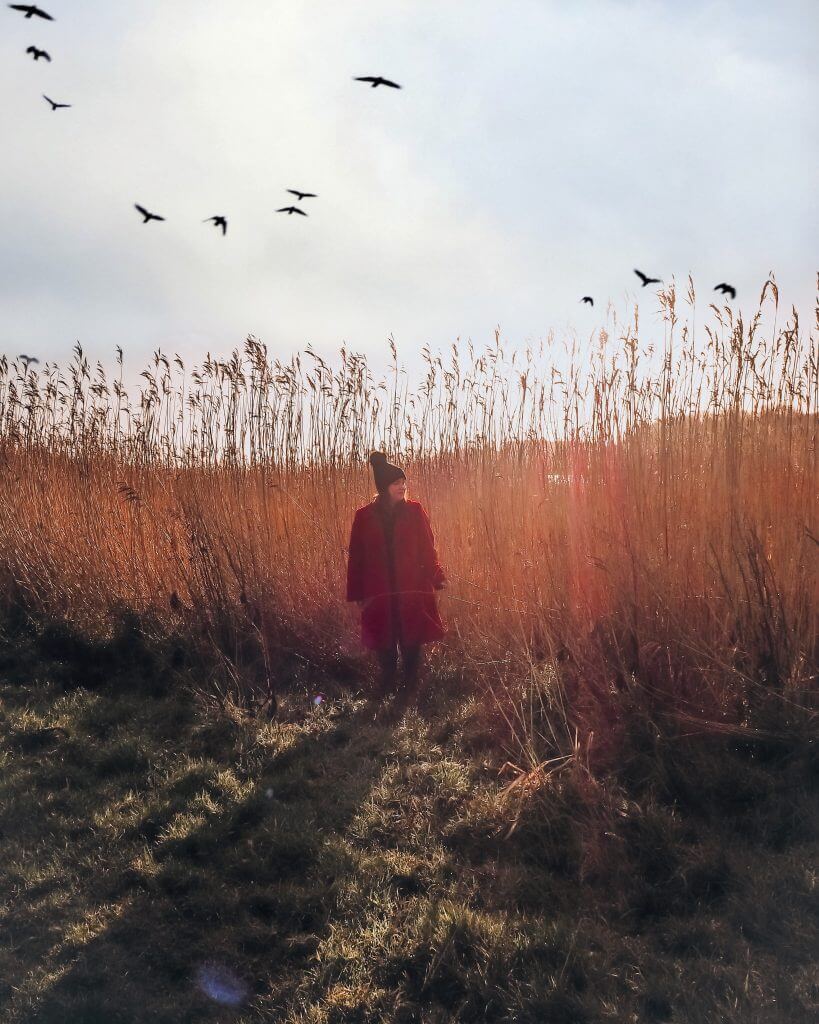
[9,4,54,20]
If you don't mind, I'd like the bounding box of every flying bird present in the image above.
[42,94,69,109]
[286,189,317,201]
[277,206,308,216]
[9,4,54,20]
[26,45,50,61]
[581,296,594,306]
[634,268,662,287]
[204,215,227,235]
[18,354,39,365]
[135,203,165,223]
[354,75,401,89]
[714,282,736,300]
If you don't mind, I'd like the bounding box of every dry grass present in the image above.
[0,273,817,1020]
[0,273,816,763]
[0,638,816,1023]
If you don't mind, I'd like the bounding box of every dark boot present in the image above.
[402,645,423,696]
[389,646,423,715]
[375,646,399,699]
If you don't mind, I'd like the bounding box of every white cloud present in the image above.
[0,0,815,395]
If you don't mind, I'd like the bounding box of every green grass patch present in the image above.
[0,626,816,1023]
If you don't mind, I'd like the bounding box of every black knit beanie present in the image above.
[369,451,405,493]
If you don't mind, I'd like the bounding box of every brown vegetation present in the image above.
[1,276,815,751]
[0,274,817,1021]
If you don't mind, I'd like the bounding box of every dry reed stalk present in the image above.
[0,275,815,750]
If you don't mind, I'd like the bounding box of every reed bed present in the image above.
[0,274,816,769]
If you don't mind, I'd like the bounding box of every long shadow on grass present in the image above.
[5,685,405,1024]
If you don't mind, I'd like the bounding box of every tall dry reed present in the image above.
[0,274,815,765]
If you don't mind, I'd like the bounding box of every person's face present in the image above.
[387,477,407,503]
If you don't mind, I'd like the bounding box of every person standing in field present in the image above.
[346,452,447,702]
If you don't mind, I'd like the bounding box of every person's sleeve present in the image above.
[346,511,367,602]
[418,505,446,589]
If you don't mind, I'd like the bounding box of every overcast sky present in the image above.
[1,0,816,393]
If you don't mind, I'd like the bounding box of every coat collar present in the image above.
[372,496,408,514]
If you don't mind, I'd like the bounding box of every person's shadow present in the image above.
[3,687,406,1023]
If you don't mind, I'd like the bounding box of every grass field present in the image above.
[1,609,817,1023]
[1,277,817,1020]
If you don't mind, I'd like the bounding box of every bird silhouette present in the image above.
[277,206,308,216]
[714,282,736,300]
[634,269,662,287]
[42,94,69,109]
[18,354,39,366]
[204,215,227,235]
[581,296,594,306]
[287,189,317,201]
[9,4,54,20]
[135,203,165,223]
[26,45,50,61]
[354,75,401,89]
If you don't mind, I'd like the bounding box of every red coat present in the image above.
[346,498,447,650]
